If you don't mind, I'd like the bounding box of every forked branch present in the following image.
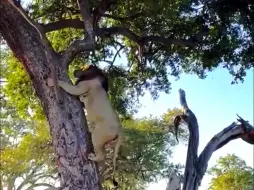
[61,40,95,69]
[172,89,254,190]
[61,0,96,68]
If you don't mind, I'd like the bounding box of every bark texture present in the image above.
[170,89,254,190]
[0,2,101,190]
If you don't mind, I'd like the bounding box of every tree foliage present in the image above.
[25,0,254,85]
[2,0,252,112]
[106,112,186,189]
[208,154,254,190]
[0,100,57,190]
[1,0,253,189]
[0,98,186,189]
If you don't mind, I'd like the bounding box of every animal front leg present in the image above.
[47,78,88,96]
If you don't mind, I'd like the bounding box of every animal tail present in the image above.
[112,127,124,187]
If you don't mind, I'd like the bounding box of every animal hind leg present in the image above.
[88,125,117,162]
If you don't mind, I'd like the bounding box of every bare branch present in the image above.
[197,122,239,177]
[175,89,199,190]
[197,118,254,183]
[107,44,124,70]
[97,27,197,47]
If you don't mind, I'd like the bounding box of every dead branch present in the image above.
[42,19,201,47]
[172,88,254,190]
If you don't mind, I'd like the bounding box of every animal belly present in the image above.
[86,104,118,120]
[86,114,103,123]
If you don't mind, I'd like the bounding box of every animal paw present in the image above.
[46,78,54,87]
[88,153,95,160]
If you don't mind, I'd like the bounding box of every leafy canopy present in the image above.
[27,0,254,86]
[3,0,253,118]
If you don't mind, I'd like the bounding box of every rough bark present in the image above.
[0,2,101,190]
[169,89,254,190]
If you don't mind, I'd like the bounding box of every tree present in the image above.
[1,0,253,189]
[1,39,186,190]
[1,59,185,190]
[208,154,254,190]
[0,101,57,190]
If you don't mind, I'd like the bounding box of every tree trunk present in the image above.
[0,2,101,190]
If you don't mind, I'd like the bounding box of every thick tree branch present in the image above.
[77,0,94,41]
[60,0,96,68]
[42,19,84,33]
[97,27,197,46]
[43,17,198,67]
[61,39,95,69]
[198,116,254,178]
[175,89,199,190]
[42,19,199,47]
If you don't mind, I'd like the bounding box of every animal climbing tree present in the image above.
[1,0,253,190]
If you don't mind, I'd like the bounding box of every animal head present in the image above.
[74,65,109,92]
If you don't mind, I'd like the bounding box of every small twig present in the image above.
[108,45,124,71]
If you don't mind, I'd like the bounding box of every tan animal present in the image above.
[47,65,123,186]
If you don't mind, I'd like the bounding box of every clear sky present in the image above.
[10,1,254,189]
